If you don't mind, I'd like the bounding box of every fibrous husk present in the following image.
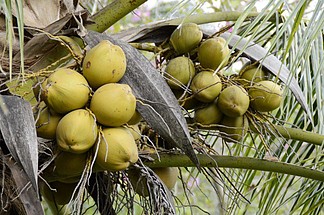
[217,85,249,117]
[95,127,139,172]
[41,68,90,114]
[82,40,126,89]
[198,37,230,70]
[90,83,136,127]
[190,71,222,103]
[165,56,195,89]
[170,22,203,55]
[56,109,98,154]
[249,80,282,112]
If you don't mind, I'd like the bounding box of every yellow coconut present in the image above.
[170,23,203,54]
[198,37,230,70]
[217,85,250,117]
[239,65,266,85]
[56,109,98,154]
[40,181,78,205]
[82,40,126,89]
[165,56,195,89]
[127,124,142,143]
[218,115,249,142]
[95,127,139,172]
[194,102,223,125]
[190,71,222,103]
[127,110,142,125]
[35,106,62,139]
[128,167,178,197]
[41,68,90,114]
[90,83,136,127]
[249,80,283,112]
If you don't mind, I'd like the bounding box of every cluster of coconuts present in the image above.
[35,40,142,203]
[166,23,283,142]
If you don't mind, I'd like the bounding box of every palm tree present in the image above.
[0,0,323,214]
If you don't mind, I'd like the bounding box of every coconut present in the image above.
[249,80,282,112]
[170,23,203,54]
[239,65,266,85]
[127,124,142,143]
[198,37,230,70]
[35,106,62,139]
[165,56,195,89]
[95,127,139,172]
[218,115,249,142]
[40,181,78,205]
[41,68,90,114]
[172,89,201,110]
[56,109,98,154]
[217,85,250,117]
[190,71,222,103]
[128,167,178,197]
[82,40,126,89]
[90,83,136,127]
[127,110,142,125]
[194,102,223,125]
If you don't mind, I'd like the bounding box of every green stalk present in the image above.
[86,0,147,33]
[144,154,324,182]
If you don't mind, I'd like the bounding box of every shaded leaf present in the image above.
[83,31,199,168]
[0,95,38,194]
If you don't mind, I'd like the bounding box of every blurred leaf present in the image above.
[0,95,38,194]
[84,31,199,168]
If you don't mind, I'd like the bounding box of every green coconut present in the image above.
[41,68,90,114]
[190,71,222,103]
[239,64,267,85]
[95,127,139,172]
[217,85,250,117]
[56,109,98,154]
[249,80,283,112]
[198,37,230,70]
[35,106,62,139]
[170,23,203,54]
[165,56,195,89]
[40,181,78,205]
[90,83,136,127]
[194,102,223,125]
[218,115,249,142]
[82,40,126,89]
[172,89,201,110]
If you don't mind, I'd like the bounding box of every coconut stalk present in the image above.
[85,0,148,33]
[144,154,324,182]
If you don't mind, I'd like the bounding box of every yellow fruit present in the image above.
[56,109,98,154]
[128,167,178,197]
[82,40,126,89]
[127,124,141,142]
[95,127,139,172]
[218,115,249,142]
[194,102,223,125]
[127,110,142,125]
[239,65,266,85]
[90,83,136,127]
[35,106,62,139]
[170,23,203,54]
[172,89,200,110]
[198,37,230,70]
[40,181,78,205]
[190,71,222,103]
[249,80,282,112]
[41,68,90,114]
[217,85,249,117]
[165,56,195,89]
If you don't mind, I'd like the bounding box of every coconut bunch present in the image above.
[163,23,283,142]
[34,40,142,198]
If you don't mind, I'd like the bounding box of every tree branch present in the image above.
[144,153,324,182]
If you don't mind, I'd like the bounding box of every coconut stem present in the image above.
[144,153,324,182]
[86,0,147,33]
